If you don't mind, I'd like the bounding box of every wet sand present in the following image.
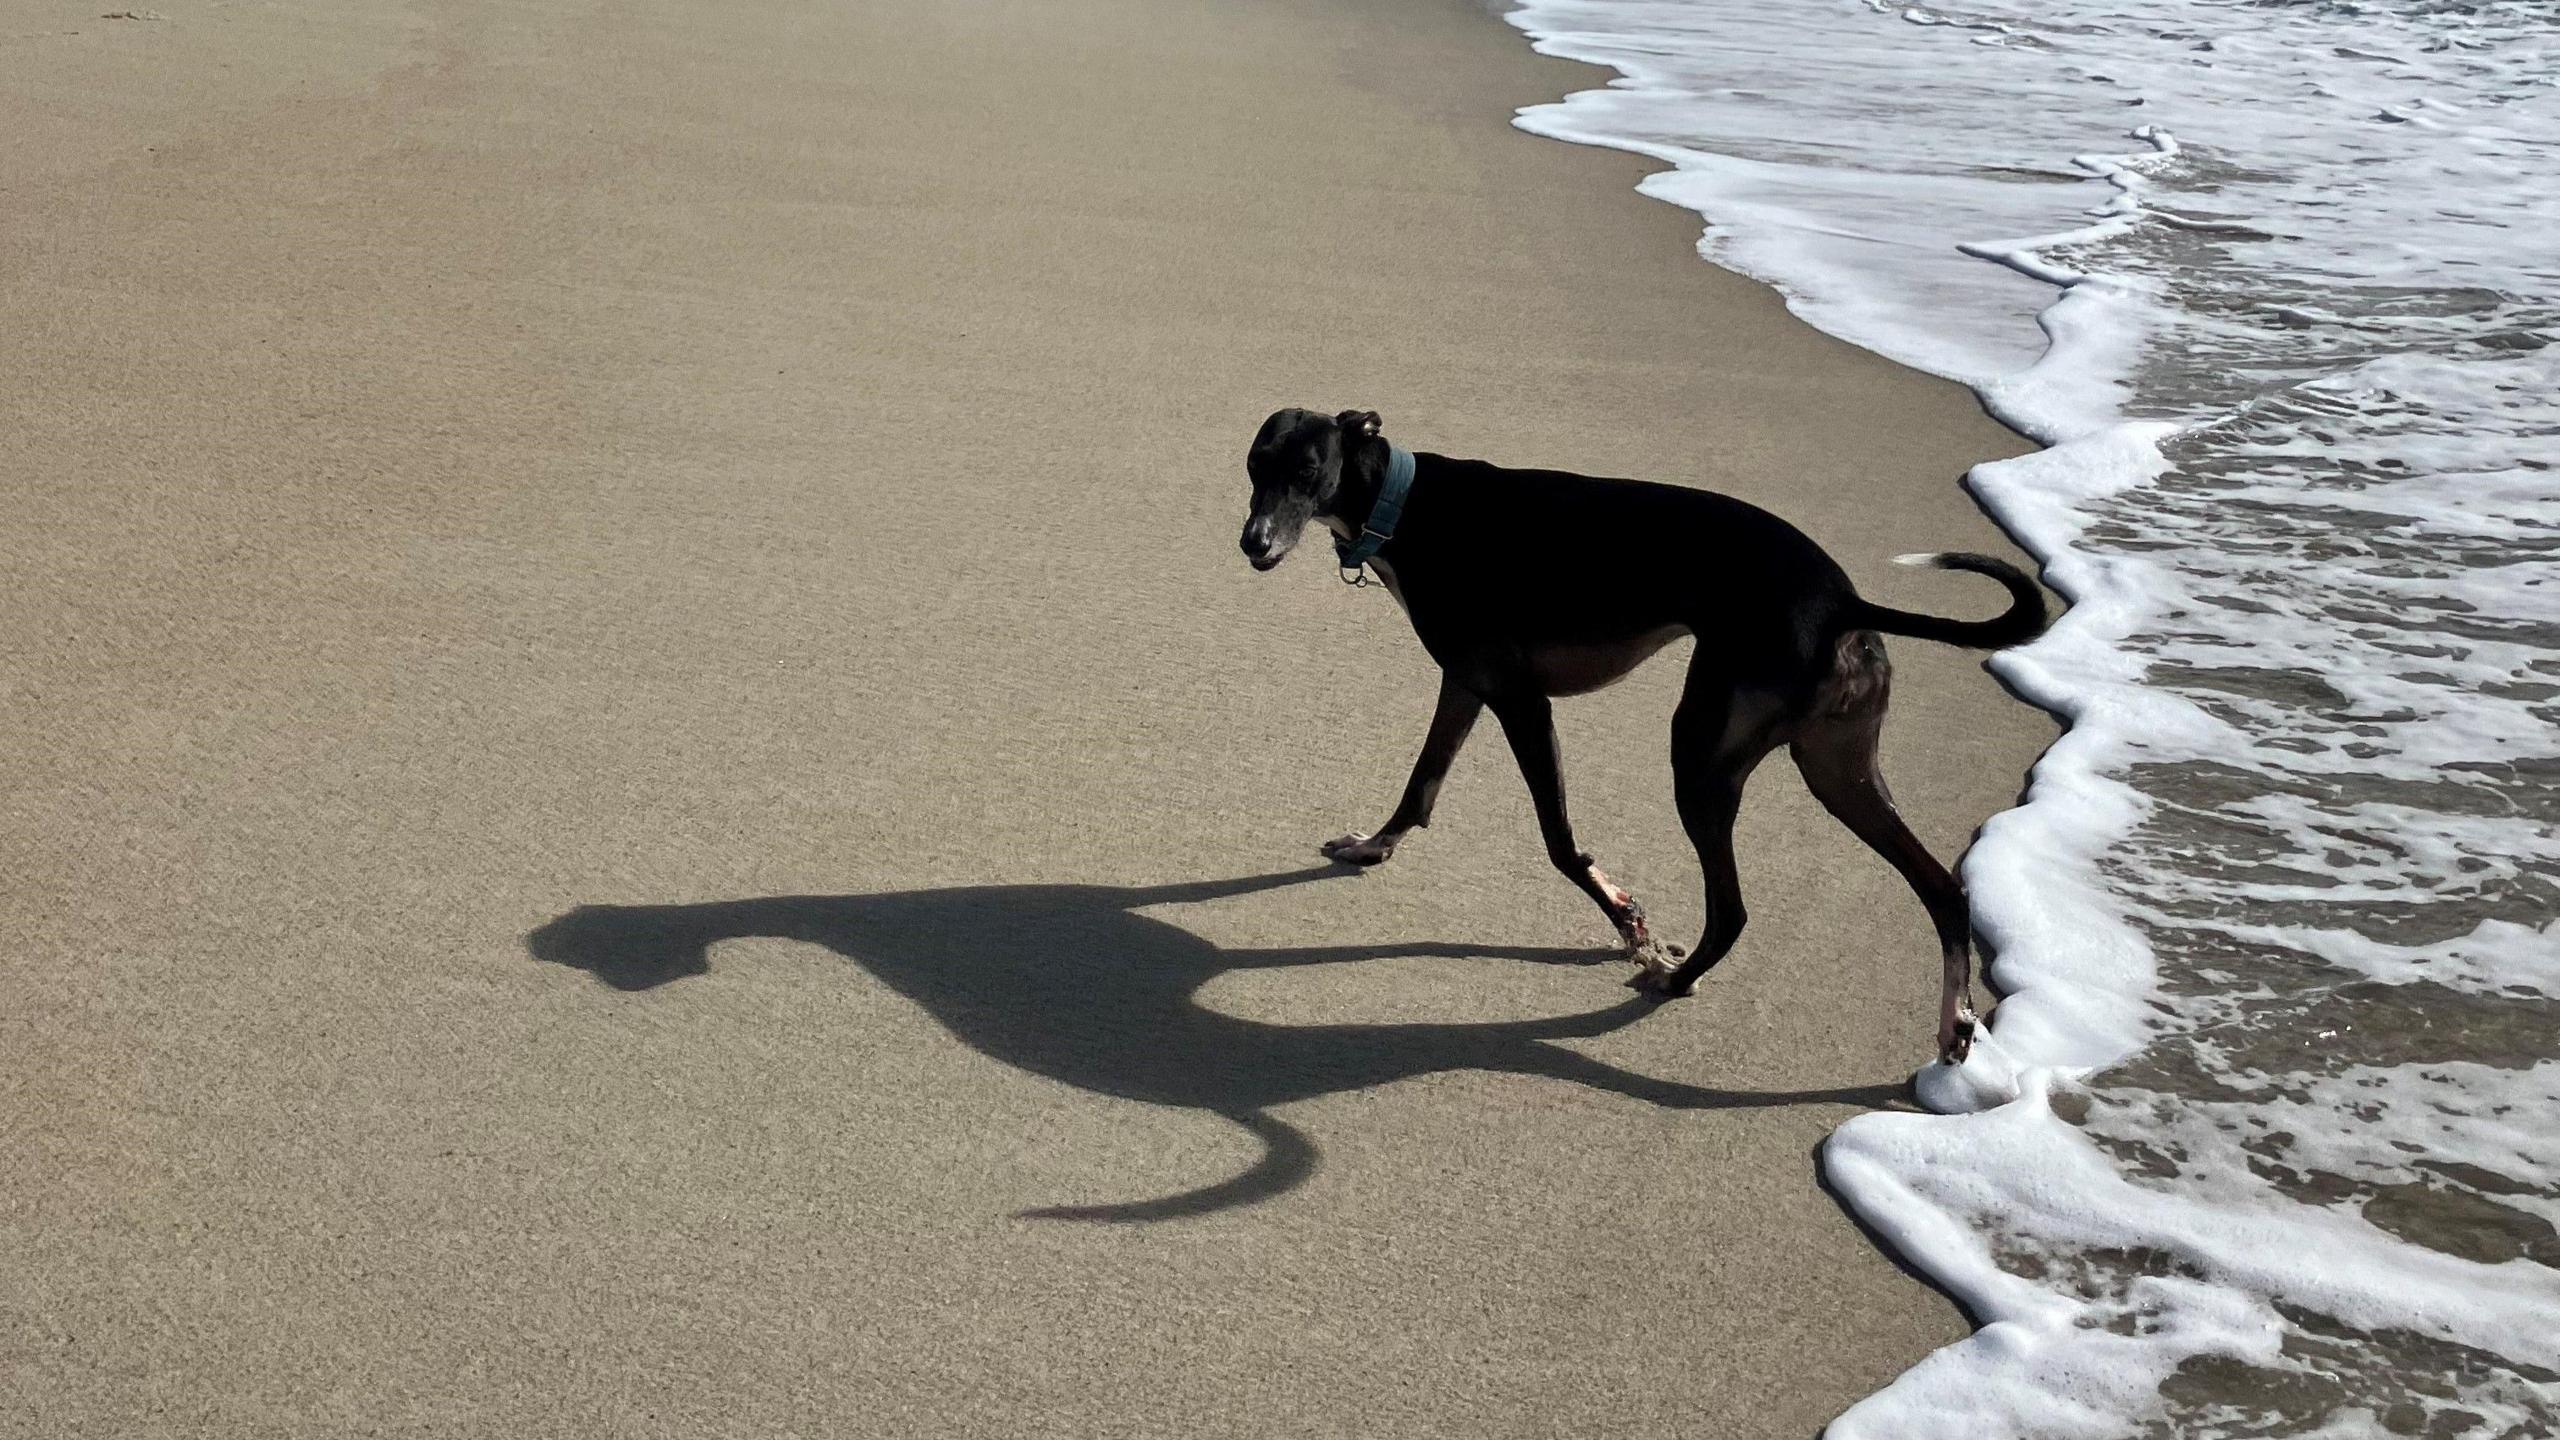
[1,0,2050,1434]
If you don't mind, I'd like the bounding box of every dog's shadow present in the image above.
[527,867,1898,1222]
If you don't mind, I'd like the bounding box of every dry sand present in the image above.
[2,0,2052,1434]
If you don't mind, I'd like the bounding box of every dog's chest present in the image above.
[1367,557,1413,613]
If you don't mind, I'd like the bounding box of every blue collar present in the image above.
[1335,443,1415,574]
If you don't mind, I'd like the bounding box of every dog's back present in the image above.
[1376,454,1857,673]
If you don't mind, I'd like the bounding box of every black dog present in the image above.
[1239,408,2045,1063]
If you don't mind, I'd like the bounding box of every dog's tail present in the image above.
[1017,1109,1315,1223]
[1843,552,2046,650]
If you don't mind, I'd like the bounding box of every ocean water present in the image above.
[1499,0,2560,1433]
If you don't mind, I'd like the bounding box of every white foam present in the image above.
[1504,0,2560,1431]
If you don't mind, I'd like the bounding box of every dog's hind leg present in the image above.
[1640,670,1786,998]
[1322,675,1483,866]
[1788,632,1979,1063]
[1487,694,1663,962]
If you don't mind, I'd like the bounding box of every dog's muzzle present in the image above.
[1240,518,1288,570]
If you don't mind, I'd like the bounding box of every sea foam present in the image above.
[1503,0,2560,1432]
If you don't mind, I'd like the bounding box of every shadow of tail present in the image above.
[1017,1109,1317,1223]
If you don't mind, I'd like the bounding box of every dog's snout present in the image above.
[1240,518,1275,562]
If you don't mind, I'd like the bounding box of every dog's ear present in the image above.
[1335,409,1382,440]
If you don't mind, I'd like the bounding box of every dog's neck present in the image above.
[1317,440,1400,543]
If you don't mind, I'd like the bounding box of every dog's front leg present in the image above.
[1321,675,1483,866]
[1487,695,1668,968]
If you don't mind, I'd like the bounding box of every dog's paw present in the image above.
[1626,967,1697,1000]
[1622,942,1690,998]
[1319,832,1396,866]
[1938,1008,1981,1066]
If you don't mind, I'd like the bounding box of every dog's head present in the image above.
[1239,407,1383,571]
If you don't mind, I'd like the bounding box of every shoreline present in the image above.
[3,0,2053,1434]
[1487,2,2560,1432]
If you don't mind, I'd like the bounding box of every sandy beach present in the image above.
[3,0,2052,1434]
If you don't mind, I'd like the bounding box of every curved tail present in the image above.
[1018,1110,1315,1223]
[1843,551,2046,650]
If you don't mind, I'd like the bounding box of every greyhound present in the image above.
[1237,408,2045,1064]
